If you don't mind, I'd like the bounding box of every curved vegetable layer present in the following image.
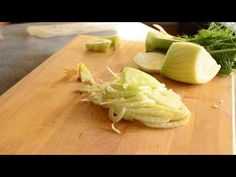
[75,63,191,133]
[160,42,221,84]
[133,52,165,73]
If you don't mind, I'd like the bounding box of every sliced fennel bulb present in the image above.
[73,63,191,133]
[160,42,221,84]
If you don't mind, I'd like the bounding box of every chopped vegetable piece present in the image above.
[85,39,111,52]
[133,52,165,73]
[78,63,95,84]
[102,35,120,48]
[111,123,121,134]
[160,42,221,84]
[73,63,191,133]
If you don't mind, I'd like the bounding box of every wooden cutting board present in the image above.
[0,35,234,154]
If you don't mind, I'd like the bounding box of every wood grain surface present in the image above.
[0,35,234,154]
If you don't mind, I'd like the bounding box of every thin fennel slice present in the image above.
[73,63,191,133]
[133,52,165,73]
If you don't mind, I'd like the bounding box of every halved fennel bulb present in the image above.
[74,63,191,133]
[160,42,221,84]
[133,52,165,73]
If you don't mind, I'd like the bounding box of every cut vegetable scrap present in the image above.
[106,66,119,78]
[102,35,120,48]
[85,35,120,53]
[78,63,95,84]
[85,39,111,52]
[160,42,221,84]
[74,63,191,133]
[133,52,165,73]
[112,123,121,134]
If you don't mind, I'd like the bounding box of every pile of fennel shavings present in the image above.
[66,63,191,134]
[146,22,236,76]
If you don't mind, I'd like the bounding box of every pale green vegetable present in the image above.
[145,30,179,52]
[78,63,95,83]
[160,42,221,84]
[85,35,120,53]
[133,52,165,73]
[102,35,120,48]
[85,39,111,52]
[146,23,236,76]
[76,63,191,133]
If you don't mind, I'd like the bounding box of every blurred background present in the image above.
[2,22,235,35]
[0,22,211,35]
